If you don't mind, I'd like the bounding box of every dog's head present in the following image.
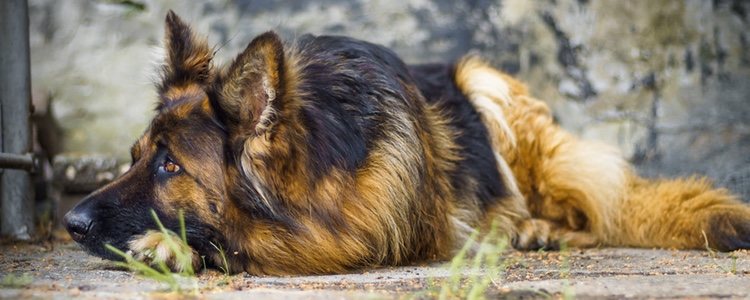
[63,11,290,263]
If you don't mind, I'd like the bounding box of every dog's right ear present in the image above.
[213,31,285,136]
[159,10,213,93]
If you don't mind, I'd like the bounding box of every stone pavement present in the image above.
[1,241,748,299]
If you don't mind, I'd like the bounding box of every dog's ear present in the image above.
[213,31,285,135]
[159,10,213,92]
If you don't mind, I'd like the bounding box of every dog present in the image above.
[64,11,750,275]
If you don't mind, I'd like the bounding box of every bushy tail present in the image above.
[451,55,750,252]
[614,175,750,251]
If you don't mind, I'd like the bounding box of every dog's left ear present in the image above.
[214,31,285,135]
[160,10,213,92]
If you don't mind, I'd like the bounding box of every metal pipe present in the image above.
[0,152,36,171]
[1,0,34,240]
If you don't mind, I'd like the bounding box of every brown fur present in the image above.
[455,57,750,251]
[68,12,750,277]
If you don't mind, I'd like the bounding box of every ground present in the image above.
[1,240,748,299]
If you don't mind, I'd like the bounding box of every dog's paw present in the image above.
[128,230,200,273]
[707,211,750,251]
[513,218,554,250]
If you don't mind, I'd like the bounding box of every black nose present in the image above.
[64,210,93,242]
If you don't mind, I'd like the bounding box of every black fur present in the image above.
[408,63,509,209]
[230,35,510,224]
[67,32,511,269]
[709,213,750,251]
[293,35,420,179]
[158,10,212,94]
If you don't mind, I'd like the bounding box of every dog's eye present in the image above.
[165,161,180,173]
[159,159,181,174]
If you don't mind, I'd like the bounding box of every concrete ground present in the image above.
[1,240,749,299]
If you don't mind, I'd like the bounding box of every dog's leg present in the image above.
[514,218,601,250]
[554,230,600,248]
[128,230,200,273]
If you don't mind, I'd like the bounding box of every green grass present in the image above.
[210,241,231,275]
[702,230,738,275]
[104,209,238,292]
[415,221,510,300]
[105,209,198,293]
[727,253,738,275]
[413,222,583,299]
[558,244,575,300]
[0,273,33,288]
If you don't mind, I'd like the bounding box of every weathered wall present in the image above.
[28,0,750,199]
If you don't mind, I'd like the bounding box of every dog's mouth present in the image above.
[66,222,140,262]
[74,239,128,262]
[64,196,160,262]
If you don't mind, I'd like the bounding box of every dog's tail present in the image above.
[611,174,750,251]
[453,56,750,251]
[531,135,750,251]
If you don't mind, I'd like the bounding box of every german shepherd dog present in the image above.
[65,11,750,275]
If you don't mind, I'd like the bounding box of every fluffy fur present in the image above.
[64,11,750,276]
[450,57,750,250]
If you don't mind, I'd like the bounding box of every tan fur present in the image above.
[119,13,749,276]
[222,83,463,275]
[129,230,199,273]
[455,56,750,250]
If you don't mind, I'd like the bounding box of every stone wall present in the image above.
[28,0,750,199]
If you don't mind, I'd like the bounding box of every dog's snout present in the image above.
[64,209,93,242]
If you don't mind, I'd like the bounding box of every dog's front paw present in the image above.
[513,218,554,250]
[128,230,200,273]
